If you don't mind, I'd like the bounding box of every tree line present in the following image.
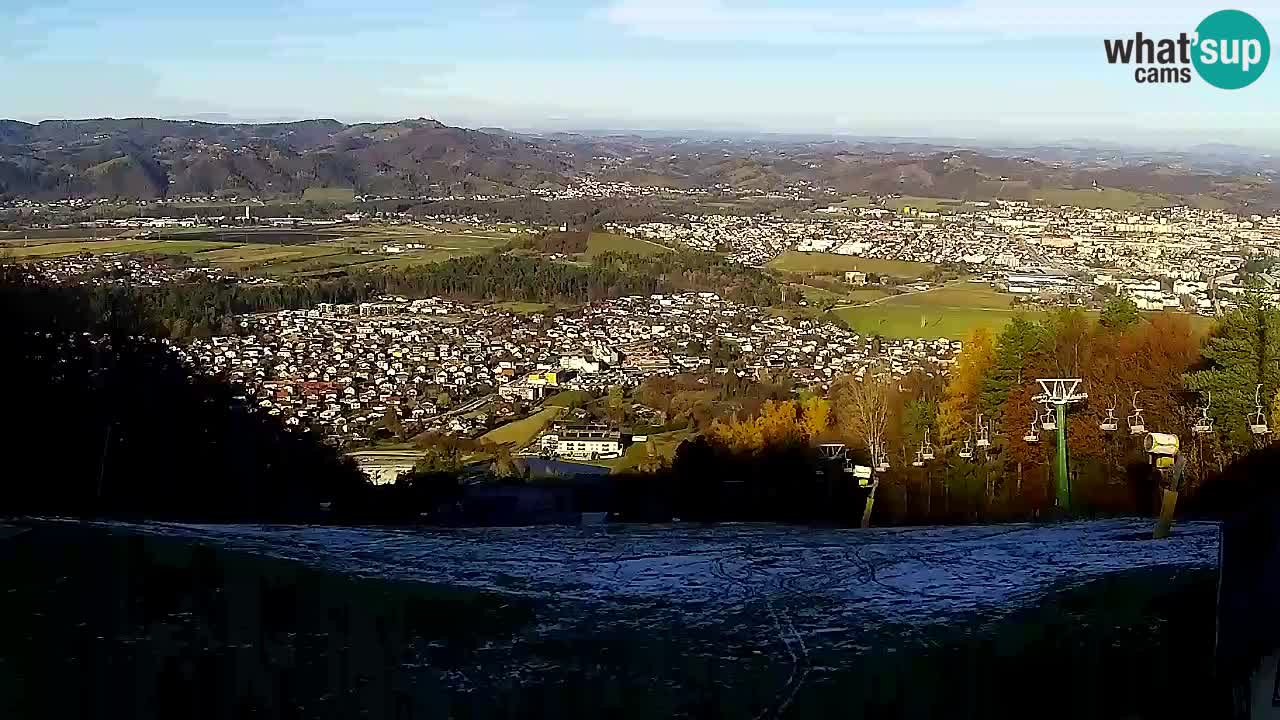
[46,249,782,339]
[654,293,1280,525]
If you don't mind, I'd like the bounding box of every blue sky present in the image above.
[2,0,1278,147]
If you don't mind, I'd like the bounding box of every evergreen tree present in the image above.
[1099,295,1140,331]
[1185,289,1280,455]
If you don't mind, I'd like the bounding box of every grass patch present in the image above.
[880,282,1014,309]
[836,304,1022,339]
[2,239,238,259]
[582,232,671,259]
[0,228,128,241]
[768,251,935,278]
[837,282,1020,338]
[846,288,893,303]
[593,430,692,473]
[1032,188,1169,210]
[490,301,556,314]
[302,187,356,204]
[544,390,594,408]
[200,244,346,272]
[833,196,871,209]
[881,196,967,212]
[259,253,382,277]
[479,406,564,450]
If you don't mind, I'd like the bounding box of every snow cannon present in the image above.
[852,465,873,487]
[1144,432,1180,457]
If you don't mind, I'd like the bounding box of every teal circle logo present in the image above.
[1193,10,1270,89]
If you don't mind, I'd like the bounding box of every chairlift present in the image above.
[975,414,991,447]
[1100,396,1119,431]
[921,427,935,461]
[959,433,974,459]
[1192,391,1213,435]
[1250,384,1270,435]
[911,449,925,468]
[874,444,891,472]
[1040,406,1058,432]
[1127,390,1146,435]
[1023,412,1041,443]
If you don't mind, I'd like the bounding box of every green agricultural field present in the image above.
[259,253,382,277]
[1032,188,1169,211]
[199,244,346,271]
[301,187,356,204]
[836,282,1021,339]
[845,288,894,303]
[768,251,935,278]
[882,196,968,213]
[836,304,1023,340]
[543,390,594,408]
[2,238,237,259]
[489,301,557,314]
[0,228,128,241]
[479,406,564,450]
[880,283,1013,309]
[582,232,671,259]
[833,196,872,209]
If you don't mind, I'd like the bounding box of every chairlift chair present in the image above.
[921,427,935,461]
[1250,384,1270,435]
[1040,406,1058,432]
[1023,413,1041,443]
[912,449,925,468]
[1192,391,1213,435]
[1100,397,1119,432]
[1127,390,1146,435]
[959,434,974,459]
[975,415,992,447]
[874,445,891,472]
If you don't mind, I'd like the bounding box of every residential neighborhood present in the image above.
[608,203,1280,311]
[173,293,959,448]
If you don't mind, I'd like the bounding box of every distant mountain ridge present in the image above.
[1,117,1276,210]
[0,117,575,200]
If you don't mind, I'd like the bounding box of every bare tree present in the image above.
[833,370,891,528]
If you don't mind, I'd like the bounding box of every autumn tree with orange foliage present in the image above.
[938,327,994,448]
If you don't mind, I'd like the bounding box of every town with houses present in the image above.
[9,189,1280,485]
[609,203,1280,311]
[171,293,958,456]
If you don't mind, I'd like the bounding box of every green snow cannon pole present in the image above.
[1055,403,1070,514]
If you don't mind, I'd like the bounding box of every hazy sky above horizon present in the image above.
[2,0,1278,147]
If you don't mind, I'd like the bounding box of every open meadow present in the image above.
[582,232,672,259]
[479,406,565,450]
[768,251,935,278]
[3,224,522,276]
